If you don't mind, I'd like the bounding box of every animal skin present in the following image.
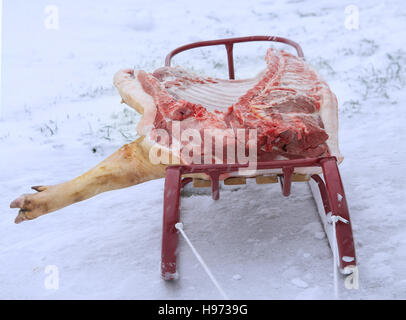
[10,49,341,223]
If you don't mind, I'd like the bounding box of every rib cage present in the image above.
[114,48,343,173]
[165,72,264,111]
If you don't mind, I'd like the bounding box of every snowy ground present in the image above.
[1,0,406,299]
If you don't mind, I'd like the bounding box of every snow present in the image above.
[291,278,309,289]
[232,274,242,281]
[314,232,326,240]
[1,0,406,299]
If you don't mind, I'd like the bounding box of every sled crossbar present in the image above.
[165,35,304,80]
[166,157,319,174]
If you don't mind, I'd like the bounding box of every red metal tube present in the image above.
[165,35,304,79]
[161,167,182,280]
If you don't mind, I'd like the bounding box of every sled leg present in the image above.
[279,167,293,196]
[209,173,220,200]
[320,157,356,271]
[161,167,182,280]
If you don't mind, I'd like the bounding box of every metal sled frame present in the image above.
[160,36,356,280]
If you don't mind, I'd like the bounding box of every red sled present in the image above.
[159,36,357,281]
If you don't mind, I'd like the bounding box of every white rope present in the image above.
[175,222,229,300]
[330,215,349,300]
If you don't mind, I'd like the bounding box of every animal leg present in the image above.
[10,137,166,223]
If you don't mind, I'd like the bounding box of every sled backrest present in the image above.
[165,36,304,80]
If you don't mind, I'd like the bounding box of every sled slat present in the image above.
[255,175,278,184]
[292,173,310,182]
[224,177,246,185]
[193,178,211,188]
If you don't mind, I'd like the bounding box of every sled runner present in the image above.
[159,36,357,282]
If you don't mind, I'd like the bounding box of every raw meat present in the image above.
[114,48,342,166]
